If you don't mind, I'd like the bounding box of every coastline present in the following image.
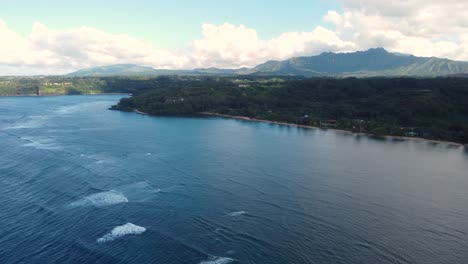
[199,112,466,147]
[0,92,130,97]
[122,108,466,147]
[38,93,131,97]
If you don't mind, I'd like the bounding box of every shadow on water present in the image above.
[442,143,463,150]
[140,115,468,159]
[227,116,468,155]
[390,137,406,143]
[367,135,387,142]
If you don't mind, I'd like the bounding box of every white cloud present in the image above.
[1,1,468,75]
[190,23,355,68]
[190,23,264,68]
[326,1,468,60]
[0,20,190,75]
[0,19,355,74]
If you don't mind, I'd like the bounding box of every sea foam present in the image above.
[20,136,61,150]
[4,116,47,130]
[114,181,161,202]
[199,256,234,264]
[68,190,128,208]
[68,182,160,209]
[228,211,246,217]
[97,223,146,243]
[54,101,111,115]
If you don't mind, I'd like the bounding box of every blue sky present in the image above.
[1,0,341,48]
[0,1,467,75]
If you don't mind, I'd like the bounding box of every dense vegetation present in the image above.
[0,76,180,96]
[0,77,40,95]
[113,77,468,144]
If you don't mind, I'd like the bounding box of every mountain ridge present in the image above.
[67,48,468,77]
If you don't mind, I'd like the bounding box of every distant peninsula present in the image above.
[111,76,468,145]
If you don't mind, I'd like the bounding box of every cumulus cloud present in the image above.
[325,1,468,60]
[0,19,189,75]
[0,20,355,74]
[190,23,355,68]
[1,1,468,75]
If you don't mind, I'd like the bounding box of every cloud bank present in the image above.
[1,1,468,75]
[325,0,468,60]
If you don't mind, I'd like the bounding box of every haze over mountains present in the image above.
[68,48,468,77]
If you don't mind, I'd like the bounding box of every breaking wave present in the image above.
[113,181,161,202]
[20,136,61,150]
[68,182,160,208]
[68,190,129,208]
[4,116,48,130]
[97,223,146,243]
[54,101,112,115]
[228,211,246,217]
[199,256,234,264]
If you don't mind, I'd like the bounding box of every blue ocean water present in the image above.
[0,95,467,264]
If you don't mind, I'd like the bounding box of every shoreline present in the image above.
[38,93,131,97]
[122,108,466,147]
[200,112,466,147]
[0,93,130,97]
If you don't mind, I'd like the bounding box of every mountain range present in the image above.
[68,48,468,77]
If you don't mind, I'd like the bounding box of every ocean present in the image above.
[1,95,467,264]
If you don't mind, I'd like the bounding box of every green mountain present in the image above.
[67,64,160,76]
[67,64,240,77]
[67,48,468,77]
[249,48,468,77]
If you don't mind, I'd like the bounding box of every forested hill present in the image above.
[112,77,468,144]
[67,64,159,77]
[0,76,184,96]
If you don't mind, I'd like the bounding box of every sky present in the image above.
[1,0,468,75]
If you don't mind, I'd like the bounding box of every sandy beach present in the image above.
[199,112,466,147]
[128,109,465,147]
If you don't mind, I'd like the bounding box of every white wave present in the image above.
[114,181,161,201]
[68,190,128,208]
[20,136,61,150]
[4,116,47,130]
[68,182,160,209]
[85,154,116,164]
[77,153,113,164]
[228,211,246,217]
[97,223,146,243]
[54,101,111,115]
[199,256,234,264]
